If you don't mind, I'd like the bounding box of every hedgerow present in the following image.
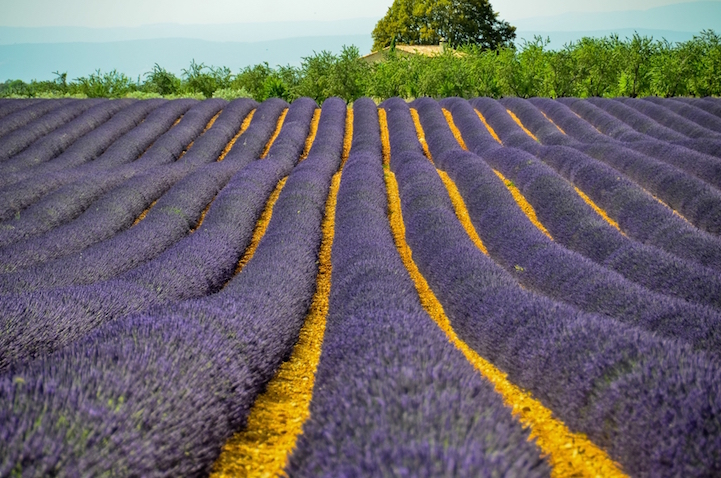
[2,30,720,101]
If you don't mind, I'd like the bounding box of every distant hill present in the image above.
[511,1,720,48]
[0,18,379,45]
[0,36,373,82]
[512,1,720,32]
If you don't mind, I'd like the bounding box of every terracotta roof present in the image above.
[395,45,445,55]
[361,44,465,63]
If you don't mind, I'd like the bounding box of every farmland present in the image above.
[0,95,720,477]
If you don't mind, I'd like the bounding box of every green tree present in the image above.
[649,38,694,97]
[687,29,721,96]
[372,0,515,51]
[496,36,551,98]
[330,45,370,102]
[295,46,370,103]
[295,50,337,102]
[416,50,475,97]
[545,43,579,97]
[615,32,656,97]
[573,36,621,97]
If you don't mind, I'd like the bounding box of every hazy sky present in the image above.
[0,0,706,27]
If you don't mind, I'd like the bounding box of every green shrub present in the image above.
[180,60,234,98]
[124,91,164,99]
[71,69,137,98]
[144,64,182,96]
[231,62,273,100]
[212,87,253,100]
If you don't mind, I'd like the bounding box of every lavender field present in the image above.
[0,94,720,477]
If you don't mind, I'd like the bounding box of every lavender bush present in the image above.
[0,99,229,273]
[0,99,136,176]
[0,99,165,188]
[616,96,721,139]
[0,99,106,159]
[392,98,721,355]
[585,97,689,141]
[0,98,340,473]
[0,99,196,232]
[0,98,73,138]
[432,97,721,311]
[645,96,721,134]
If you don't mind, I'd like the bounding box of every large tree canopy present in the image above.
[372,0,516,52]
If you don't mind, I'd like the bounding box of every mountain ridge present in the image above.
[0,18,379,45]
[0,36,374,82]
[512,1,720,32]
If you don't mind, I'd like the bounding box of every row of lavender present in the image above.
[0,95,720,476]
[0,97,550,477]
[0,95,325,475]
[295,95,721,476]
[387,97,721,476]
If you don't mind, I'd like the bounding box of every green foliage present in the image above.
[263,76,292,101]
[687,30,721,97]
[0,71,74,98]
[372,0,515,51]
[331,46,370,101]
[460,46,503,97]
[0,80,39,97]
[365,50,416,99]
[181,60,232,98]
[615,33,656,97]
[496,36,552,98]
[419,52,470,97]
[212,87,253,100]
[72,69,136,98]
[266,65,298,102]
[144,63,181,96]
[295,46,370,103]
[230,62,296,102]
[545,45,578,98]
[231,62,274,100]
[649,39,695,97]
[123,91,165,99]
[573,36,621,97]
[296,50,337,101]
[3,30,721,101]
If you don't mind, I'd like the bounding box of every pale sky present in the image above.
[0,0,706,27]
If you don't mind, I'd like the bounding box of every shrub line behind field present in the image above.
[2,29,721,102]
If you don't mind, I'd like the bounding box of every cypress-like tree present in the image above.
[372,0,515,51]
